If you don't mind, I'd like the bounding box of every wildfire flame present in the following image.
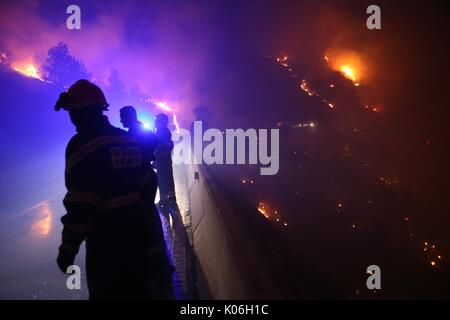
[324,49,365,86]
[339,65,356,82]
[273,53,381,113]
[12,62,43,81]
[257,203,270,219]
[155,101,172,112]
[256,201,288,226]
[423,241,443,268]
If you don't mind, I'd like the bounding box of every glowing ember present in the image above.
[271,53,373,114]
[276,55,288,62]
[336,202,344,214]
[240,178,254,184]
[12,63,43,80]
[351,221,362,230]
[272,56,338,111]
[291,122,316,128]
[257,202,270,219]
[300,79,318,97]
[256,202,289,227]
[363,105,381,113]
[423,241,443,268]
[276,55,289,67]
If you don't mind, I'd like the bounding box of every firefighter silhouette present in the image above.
[154,113,178,211]
[55,80,174,299]
[120,106,158,166]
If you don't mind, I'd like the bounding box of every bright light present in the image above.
[138,112,155,131]
[324,50,366,85]
[30,202,53,237]
[13,63,43,81]
[340,65,356,82]
[257,206,269,219]
[276,55,288,63]
[155,101,172,112]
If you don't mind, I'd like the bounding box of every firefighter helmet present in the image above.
[55,79,109,111]
[155,113,169,125]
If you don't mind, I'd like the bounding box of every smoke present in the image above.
[1,0,449,203]
[0,1,386,118]
[0,0,216,119]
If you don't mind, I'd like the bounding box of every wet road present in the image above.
[0,162,193,300]
[0,191,89,299]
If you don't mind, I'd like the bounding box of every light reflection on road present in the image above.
[0,193,88,300]
[30,202,53,238]
[0,162,191,299]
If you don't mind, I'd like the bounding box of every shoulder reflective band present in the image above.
[64,191,99,205]
[66,135,138,172]
[97,192,141,211]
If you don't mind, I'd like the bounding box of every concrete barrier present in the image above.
[174,161,281,299]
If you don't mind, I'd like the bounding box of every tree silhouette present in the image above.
[105,67,127,104]
[40,42,91,88]
[107,68,125,93]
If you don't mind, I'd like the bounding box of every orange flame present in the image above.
[12,62,43,81]
[257,202,272,219]
[339,65,356,82]
[325,49,366,85]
